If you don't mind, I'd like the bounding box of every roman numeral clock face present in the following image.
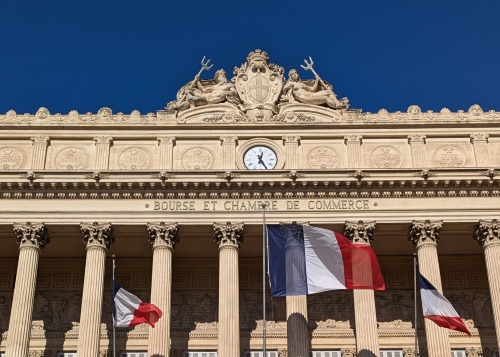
[243,145,277,170]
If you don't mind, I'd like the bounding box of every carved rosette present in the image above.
[147,222,179,250]
[80,222,115,249]
[213,222,244,249]
[474,219,500,249]
[343,220,376,246]
[408,220,443,248]
[13,222,50,250]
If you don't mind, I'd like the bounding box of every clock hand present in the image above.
[258,157,268,169]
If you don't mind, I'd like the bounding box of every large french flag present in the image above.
[267,224,385,296]
[419,273,471,336]
[113,282,163,328]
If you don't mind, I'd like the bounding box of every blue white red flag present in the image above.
[419,273,471,336]
[113,282,163,328]
[267,224,385,296]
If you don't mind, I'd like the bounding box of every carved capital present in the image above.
[220,136,238,144]
[13,222,50,250]
[343,220,376,245]
[344,135,362,144]
[408,220,443,248]
[470,133,489,143]
[340,349,356,357]
[80,222,115,249]
[402,348,416,357]
[30,136,50,144]
[147,222,179,249]
[474,219,500,249]
[157,136,176,144]
[93,136,113,144]
[407,134,426,143]
[465,347,482,357]
[213,222,244,249]
[282,135,301,144]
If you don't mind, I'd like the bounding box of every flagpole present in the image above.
[413,252,418,356]
[261,202,269,357]
[112,254,116,357]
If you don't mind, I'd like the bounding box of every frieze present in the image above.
[369,145,403,168]
[117,147,151,170]
[0,147,25,169]
[53,147,89,170]
[181,147,214,169]
[307,147,340,169]
[433,145,467,168]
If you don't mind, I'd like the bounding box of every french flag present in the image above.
[267,224,385,296]
[113,282,163,328]
[419,273,471,336]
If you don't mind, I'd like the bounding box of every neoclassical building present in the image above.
[1,50,500,357]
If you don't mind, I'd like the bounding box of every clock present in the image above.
[243,145,277,170]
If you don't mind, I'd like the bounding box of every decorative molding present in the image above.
[80,222,115,249]
[474,219,500,248]
[343,220,376,245]
[147,222,179,250]
[13,222,50,249]
[213,222,244,249]
[408,219,443,248]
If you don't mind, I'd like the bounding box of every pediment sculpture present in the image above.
[166,50,349,123]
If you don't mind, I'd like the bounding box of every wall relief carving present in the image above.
[32,293,82,332]
[0,295,10,331]
[0,146,25,169]
[308,292,354,330]
[307,147,340,169]
[369,145,403,168]
[54,147,88,170]
[117,147,151,170]
[181,148,214,169]
[433,145,467,167]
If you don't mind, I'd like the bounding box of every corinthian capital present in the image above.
[213,222,244,249]
[13,222,50,249]
[474,219,500,249]
[408,220,443,248]
[343,220,376,245]
[80,222,115,249]
[147,222,179,249]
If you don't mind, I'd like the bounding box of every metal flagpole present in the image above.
[112,254,116,357]
[261,202,269,357]
[413,252,418,356]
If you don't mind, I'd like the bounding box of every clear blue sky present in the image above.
[1,1,499,114]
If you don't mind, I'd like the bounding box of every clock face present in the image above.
[244,146,277,170]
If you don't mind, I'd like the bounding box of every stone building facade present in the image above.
[1,50,500,357]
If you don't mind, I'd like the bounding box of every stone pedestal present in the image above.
[77,222,115,357]
[409,220,450,357]
[6,223,50,357]
[344,221,379,357]
[474,219,500,350]
[213,222,244,357]
[147,222,179,357]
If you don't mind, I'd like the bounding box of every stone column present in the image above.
[344,135,363,168]
[158,136,176,170]
[474,219,500,350]
[213,222,244,357]
[409,220,450,357]
[408,134,426,168]
[220,136,238,170]
[470,134,489,167]
[283,135,301,169]
[344,221,379,357]
[30,136,50,169]
[147,222,179,357]
[77,222,115,357]
[6,223,50,357]
[284,224,309,357]
[93,136,113,170]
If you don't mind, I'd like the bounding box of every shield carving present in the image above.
[247,74,270,102]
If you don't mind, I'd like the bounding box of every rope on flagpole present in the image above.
[261,202,269,357]
[112,254,116,357]
[413,252,419,356]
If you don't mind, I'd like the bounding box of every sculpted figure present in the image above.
[168,69,240,111]
[281,69,349,109]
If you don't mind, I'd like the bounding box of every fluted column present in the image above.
[220,136,238,170]
[408,134,426,168]
[147,222,179,357]
[30,136,50,169]
[470,134,489,167]
[213,222,244,357]
[78,222,115,357]
[283,135,301,169]
[158,136,176,170]
[6,223,50,357]
[344,221,379,357]
[474,219,500,350]
[409,220,450,357]
[344,135,363,168]
[283,224,309,357]
[93,136,113,170]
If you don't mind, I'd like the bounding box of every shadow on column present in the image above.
[287,312,309,357]
[357,349,377,357]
